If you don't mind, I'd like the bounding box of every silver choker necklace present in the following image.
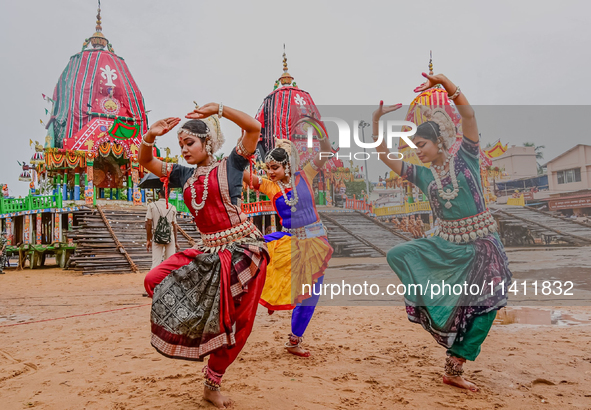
[431,154,451,175]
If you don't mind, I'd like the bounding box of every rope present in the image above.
[0,303,150,328]
[177,225,196,247]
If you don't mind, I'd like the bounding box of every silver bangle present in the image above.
[371,135,380,141]
[448,86,461,100]
[141,134,155,147]
[162,161,173,177]
[218,102,224,118]
[237,137,255,158]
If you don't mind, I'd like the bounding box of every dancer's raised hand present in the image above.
[140,117,180,177]
[414,72,478,141]
[371,101,404,176]
[186,103,219,119]
[413,72,452,93]
[372,101,402,121]
[147,117,181,137]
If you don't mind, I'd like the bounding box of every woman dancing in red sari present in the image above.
[139,103,269,409]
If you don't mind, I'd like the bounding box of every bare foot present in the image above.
[203,386,233,408]
[442,374,479,392]
[286,345,311,358]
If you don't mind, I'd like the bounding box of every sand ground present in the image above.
[1,248,591,410]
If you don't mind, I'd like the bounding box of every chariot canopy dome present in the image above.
[255,47,342,171]
[46,3,148,155]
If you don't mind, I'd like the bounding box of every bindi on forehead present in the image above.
[179,135,197,142]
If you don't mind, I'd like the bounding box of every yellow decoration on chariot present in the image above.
[485,141,508,158]
[111,143,124,157]
[98,142,111,156]
[85,140,95,151]
[102,99,118,112]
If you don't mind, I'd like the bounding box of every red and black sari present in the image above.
[144,148,268,384]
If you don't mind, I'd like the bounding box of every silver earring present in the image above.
[438,142,443,153]
[206,140,212,156]
[285,164,291,176]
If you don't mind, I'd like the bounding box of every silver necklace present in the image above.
[431,154,451,174]
[188,161,220,215]
[278,180,299,212]
[431,156,459,209]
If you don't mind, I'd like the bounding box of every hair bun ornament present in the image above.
[416,105,457,150]
[201,115,226,154]
[273,138,300,170]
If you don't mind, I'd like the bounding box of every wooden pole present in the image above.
[96,205,139,273]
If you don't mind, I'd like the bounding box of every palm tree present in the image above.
[522,142,545,160]
[523,142,545,175]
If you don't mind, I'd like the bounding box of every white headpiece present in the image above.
[415,105,457,150]
[178,116,225,154]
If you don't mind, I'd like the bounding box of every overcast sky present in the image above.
[1,0,589,196]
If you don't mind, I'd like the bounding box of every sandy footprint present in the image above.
[0,348,38,383]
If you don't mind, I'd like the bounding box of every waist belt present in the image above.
[282,222,327,240]
[197,219,261,252]
[434,209,498,244]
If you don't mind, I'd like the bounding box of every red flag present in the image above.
[42,93,46,100]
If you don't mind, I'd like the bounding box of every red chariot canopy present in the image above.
[256,85,343,170]
[49,49,148,150]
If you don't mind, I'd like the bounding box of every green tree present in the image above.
[344,180,372,199]
[522,142,545,160]
[243,186,268,202]
[523,142,546,175]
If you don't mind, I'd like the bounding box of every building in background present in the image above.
[492,145,538,180]
[543,144,591,216]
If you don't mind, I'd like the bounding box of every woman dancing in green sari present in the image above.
[373,72,511,392]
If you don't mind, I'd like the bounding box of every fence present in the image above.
[241,200,274,215]
[374,201,431,217]
[0,194,62,214]
[170,197,274,216]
